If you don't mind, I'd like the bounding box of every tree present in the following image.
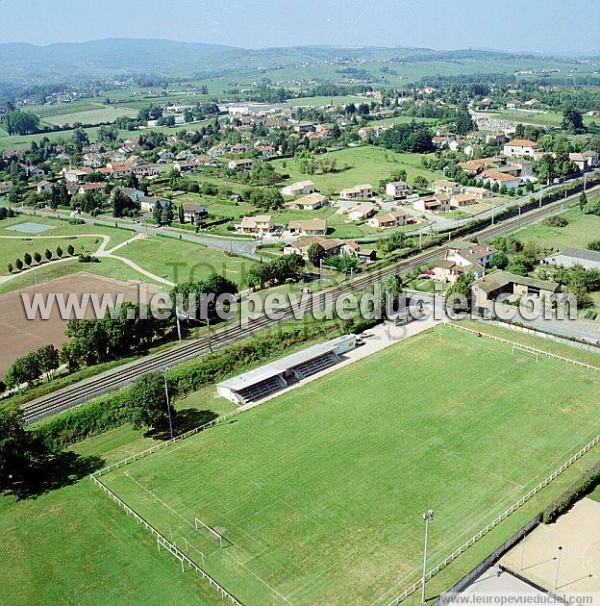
[588,240,600,252]
[307,243,326,267]
[36,345,60,381]
[4,351,41,389]
[455,103,475,135]
[67,244,75,256]
[579,191,588,211]
[445,273,474,314]
[33,252,41,264]
[178,204,185,224]
[44,249,52,262]
[7,263,13,274]
[0,405,33,490]
[4,110,40,135]
[127,372,176,433]
[15,258,23,271]
[413,175,429,190]
[491,252,509,270]
[56,246,63,258]
[23,252,32,267]
[561,106,585,133]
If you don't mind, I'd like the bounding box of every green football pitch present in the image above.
[99,327,600,605]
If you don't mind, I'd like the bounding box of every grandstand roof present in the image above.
[217,335,354,393]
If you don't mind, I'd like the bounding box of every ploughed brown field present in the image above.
[0,272,160,375]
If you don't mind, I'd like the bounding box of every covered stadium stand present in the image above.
[216,334,356,405]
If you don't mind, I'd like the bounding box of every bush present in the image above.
[545,216,569,227]
[543,461,600,524]
[588,240,600,252]
[78,254,100,263]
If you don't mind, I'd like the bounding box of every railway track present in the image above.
[21,186,597,423]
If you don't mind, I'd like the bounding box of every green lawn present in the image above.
[0,386,236,606]
[0,236,101,275]
[513,206,600,252]
[32,102,138,127]
[114,235,255,285]
[0,215,135,247]
[99,326,600,605]
[0,257,163,296]
[271,146,442,196]
[490,109,596,128]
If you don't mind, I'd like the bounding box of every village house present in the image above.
[368,211,407,229]
[83,153,103,169]
[157,149,175,163]
[113,187,145,203]
[286,219,327,237]
[62,167,92,183]
[139,195,166,213]
[283,237,345,260]
[413,194,451,213]
[283,192,328,211]
[346,203,377,222]
[450,193,478,208]
[480,169,520,190]
[503,139,544,159]
[432,179,461,196]
[281,181,316,197]
[464,186,494,199]
[77,182,108,195]
[431,244,497,283]
[385,180,413,198]
[173,160,199,174]
[207,143,229,158]
[340,184,374,200]
[568,152,598,172]
[36,180,54,194]
[344,240,377,263]
[181,203,209,224]
[236,215,274,236]
[228,158,253,171]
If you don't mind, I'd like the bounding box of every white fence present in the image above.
[90,475,242,605]
[386,432,600,605]
[94,409,241,477]
[446,322,599,372]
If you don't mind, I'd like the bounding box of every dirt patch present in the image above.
[0,272,161,376]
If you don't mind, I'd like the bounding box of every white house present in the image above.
[503,139,543,159]
[236,215,274,235]
[228,158,253,171]
[283,193,328,210]
[480,169,519,190]
[281,181,316,197]
[386,181,413,198]
[346,203,377,222]
[287,219,327,236]
[340,184,374,200]
[368,211,407,229]
[0,180,14,195]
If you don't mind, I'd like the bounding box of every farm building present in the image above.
[217,335,357,405]
[543,247,600,271]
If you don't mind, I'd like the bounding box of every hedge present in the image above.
[32,320,343,447]
[542,461,600,523]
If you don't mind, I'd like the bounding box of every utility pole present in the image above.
[555,546,563,590]
[421,510,434,603]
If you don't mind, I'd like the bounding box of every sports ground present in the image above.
[99,326,600,605]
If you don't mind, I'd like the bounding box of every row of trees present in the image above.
[377,122,436,154]
[3,109,40,135]
[3,345,60,390]
[7,244,75,273]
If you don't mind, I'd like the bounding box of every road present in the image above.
[18,185,599,423]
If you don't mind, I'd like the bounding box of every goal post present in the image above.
[512,343,539,362]
[195,517,225,549]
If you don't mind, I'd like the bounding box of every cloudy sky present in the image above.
[0,0,598,54]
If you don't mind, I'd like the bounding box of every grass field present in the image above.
[31,102,138,126]
[513,206,600,251]
[99,326,600,605]
[114,235,255,286]
[0,257,164,296]
[271,146,441,196]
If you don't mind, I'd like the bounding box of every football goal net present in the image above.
[195,517,226,549]
[511,343,540,362]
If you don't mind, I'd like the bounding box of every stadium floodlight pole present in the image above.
[555,546,563,590]
[162,369,174,441]
[421,509,434,603]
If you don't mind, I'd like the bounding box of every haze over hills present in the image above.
[0,38,597,84]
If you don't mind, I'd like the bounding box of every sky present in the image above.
[0,0,598,54]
